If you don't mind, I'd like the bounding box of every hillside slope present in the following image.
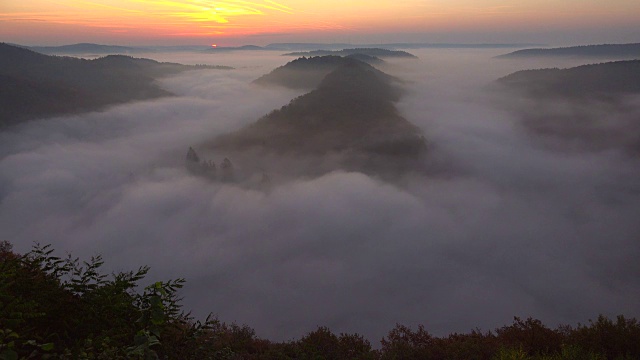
[497,60,640,99]
[495,60,640,154]
[203,57,427,180]
[0,43,229,127]
[253,55,388,90]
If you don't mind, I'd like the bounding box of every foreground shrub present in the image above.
[2,241,639,359]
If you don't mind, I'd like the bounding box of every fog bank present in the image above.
[1,49,639,341]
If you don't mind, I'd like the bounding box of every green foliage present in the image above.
[0,241,185,359]
[442,329,498,360]
[288,326,375,359]
[493,346,529,360]
[563,315,640,360]
[380,324,436,359]
[495,317,562,356]
[2,241,639,359]
[490,344,609,360]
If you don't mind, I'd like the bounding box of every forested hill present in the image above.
[497,60,640,99]
[253,55,387,89]
[283,48,417,58]
[497,43,640,59]
[496,60,640,155]
[213,58,426,159]
[0,43,230,128]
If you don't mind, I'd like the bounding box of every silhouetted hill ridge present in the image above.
[253,55,391,89]
[30,43,144,55]
[497,60,640,99]
[284,48,417,58]
[213,59,425,160]
[345,53,384,64]
[497,43,640,59]
[0,43,230,127]
[496,60,640,155]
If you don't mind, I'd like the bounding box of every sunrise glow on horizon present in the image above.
[1,0,640,45]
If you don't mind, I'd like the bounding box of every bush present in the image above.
[2,241,638,359]
[0,241,185,359]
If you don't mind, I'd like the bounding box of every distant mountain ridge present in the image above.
[25,43,214,54]
[283,48,417,58]
[497,43,640,59]
[205,45,265,52]
[209,43,540,51]
[30,43,145,55]
[0,43,231,127]
[19,42,539,55]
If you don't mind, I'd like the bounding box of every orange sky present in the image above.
[1,0,639,45]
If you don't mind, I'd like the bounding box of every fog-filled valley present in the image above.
[1,45,639,346]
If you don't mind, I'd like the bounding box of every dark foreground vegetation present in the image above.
[2,241,639,359]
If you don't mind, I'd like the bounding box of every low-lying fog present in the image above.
[1,48,638,342]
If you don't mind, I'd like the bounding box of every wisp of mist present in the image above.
[1,49,638,342]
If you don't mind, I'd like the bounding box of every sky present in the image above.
[1,0,640,45]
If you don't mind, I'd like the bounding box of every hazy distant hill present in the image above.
[208,57,427,178]
[27,43,213,54]
[205,44,266,52]
[496,60,640,154]
[30,43,146,55]
[283,48,417,58]
[345,53,384,64]
[497,43,640,59]
[497,60,640,99]
[205,43,531,52]
[0,43,231,127]
[265,43,353,51]
[253,55,387,89]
